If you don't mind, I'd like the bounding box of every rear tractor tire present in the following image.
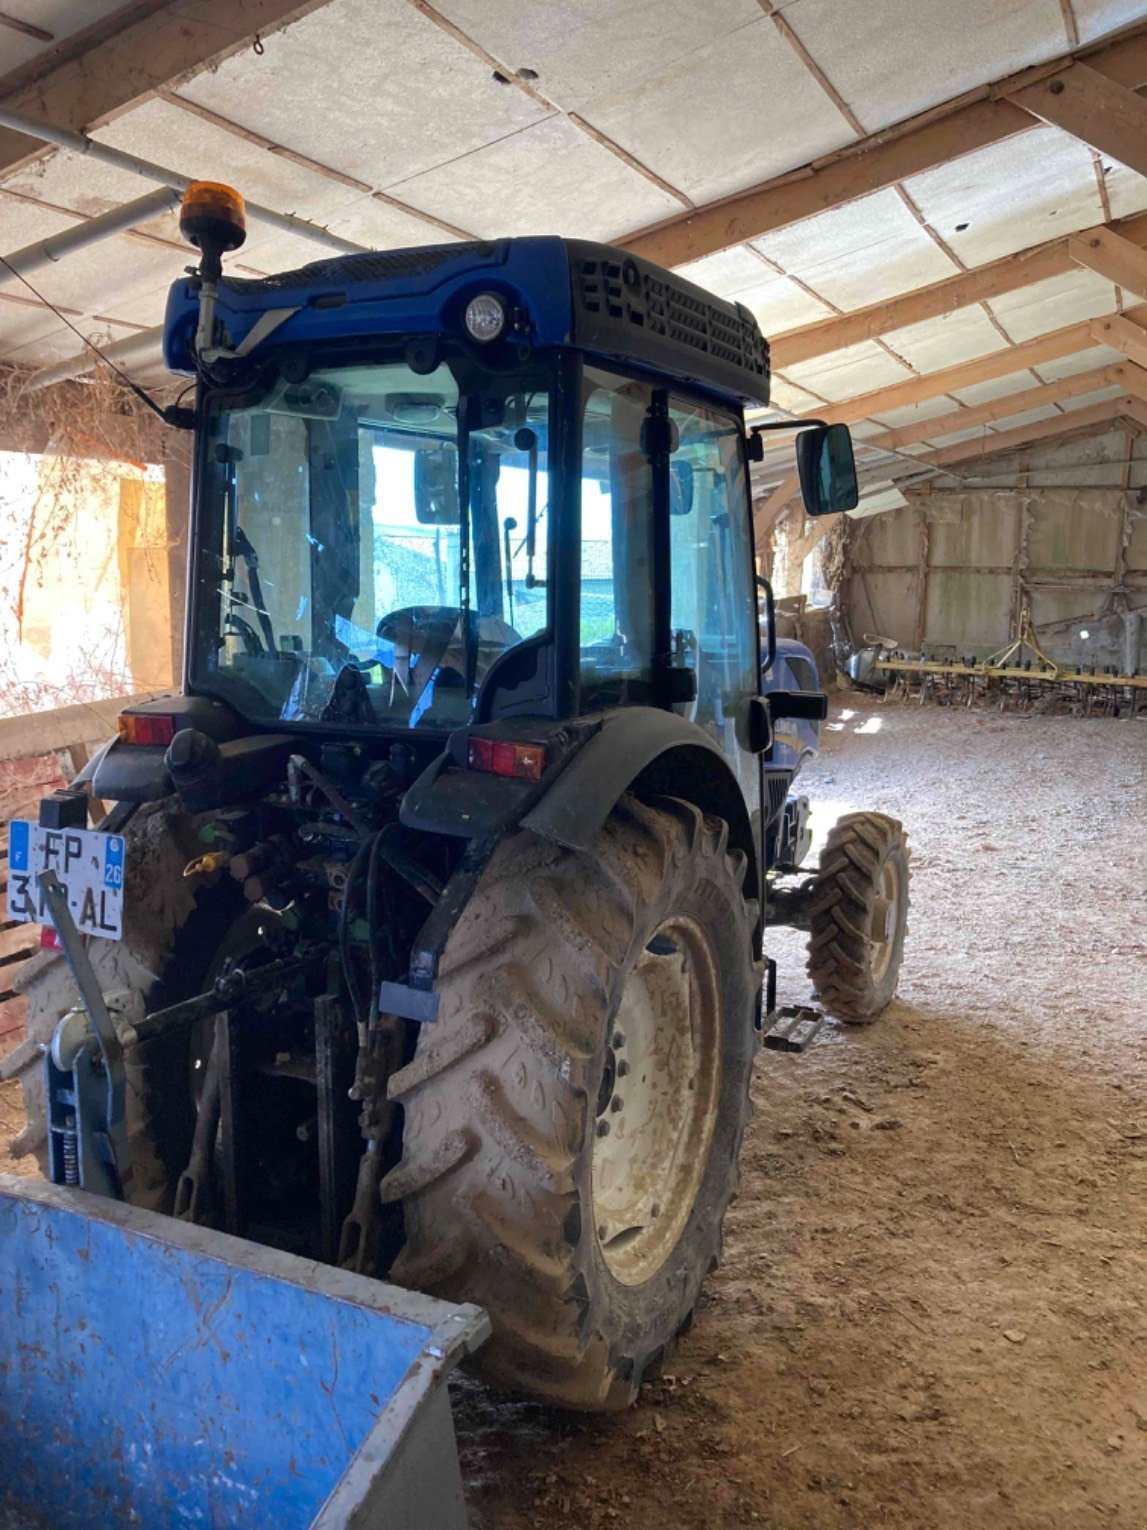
[807,810,909,1022]
[383,794,761,1409]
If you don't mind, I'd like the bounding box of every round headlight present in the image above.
[464,293,506,343]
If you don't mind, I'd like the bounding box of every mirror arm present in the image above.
[750,417,830,433]
[747,417,830,462]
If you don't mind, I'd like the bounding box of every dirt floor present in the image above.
[454,697,1147,1529]
[2,697,1144,1527]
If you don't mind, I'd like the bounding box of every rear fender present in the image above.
[521,707,759,901]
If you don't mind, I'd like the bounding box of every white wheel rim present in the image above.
[870,858,901,983]
[591,915,722,1287]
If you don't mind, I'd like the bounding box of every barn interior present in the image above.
[0,4,1144,1527]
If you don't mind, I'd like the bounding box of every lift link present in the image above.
[38,869,135,1201]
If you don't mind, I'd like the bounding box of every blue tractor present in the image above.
[11,183,908,1412]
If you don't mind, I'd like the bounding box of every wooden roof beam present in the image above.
[788,315,1114,429]
[619,23,1147,268]
[772,212,1147,369]
[1068,225,1147,299]
[1009,59,1147,176]
[751,336,1140,529]
[1090,312,1147,367]
[1110,358,1147,400]
[918,397,1135,467]
[0,0,339,182]
[865,364,1124,451]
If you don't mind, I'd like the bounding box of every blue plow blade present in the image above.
[0,1176,489,1529]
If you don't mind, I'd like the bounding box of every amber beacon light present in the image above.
[180,181,247,268]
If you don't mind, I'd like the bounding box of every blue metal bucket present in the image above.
[0,1176,488,1528]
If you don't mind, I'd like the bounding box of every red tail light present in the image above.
[118,712,177,747]
[468,736,547,781]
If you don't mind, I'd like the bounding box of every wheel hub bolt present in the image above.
[612,1032,625,1049]
[610,1095,623,1112]
[596,1119,611,1138]
[616,1059,629,1077]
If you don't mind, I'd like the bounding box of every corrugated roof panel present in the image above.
[392,114,682,240]
[780,0,1068,134]
[753,187,958,310]
[951,371,1048,406]
[738,276,835,335]
[1031,344,1125,382]
[0,0,136,81]
[1072,0,1147,44]
[987,267,1117,343]
[0,304,76,363]
[2,146,155,220]
[882,306,1011,373]
[982,388,1128,436]
[985,403,1079,434]
[676,246,783,296]
[765,376,827,414]
[1102,157,1147,220]
[676,247,834,332]
[181,0,549,192]
[553,14,855,202]
[782,338,914,402]
[871,396,969,430]
[424,0,762,114]
[0,236,177,321]
[903,125,1105,266]
[94,97,381,227]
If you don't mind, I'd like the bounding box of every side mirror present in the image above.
[796,422,859,516]
[669,458,694,517]
[414,445,461,525]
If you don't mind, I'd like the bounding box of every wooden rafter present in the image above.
[755,312,1147,520]
[0,11,52,44]
[778,316,1108,429]
[618,25,1147,268]
[918,396,1135,467]
[771,212,1147,369]
[1090,312,1147,367]
[1009,60,1147,176]
[0,0,341,182]
[866,364,1123,451]
[1068,225,1147,299]
[1110,358,1147,399]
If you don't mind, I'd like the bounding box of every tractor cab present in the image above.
[158,199,859,882]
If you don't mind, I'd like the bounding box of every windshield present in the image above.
[192,347,552,731]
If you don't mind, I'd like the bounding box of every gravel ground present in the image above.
[458,697,1147,1529]
[3,699,1144,1528]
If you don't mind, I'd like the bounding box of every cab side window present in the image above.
[579,368,656,710]
[668,398,760,817]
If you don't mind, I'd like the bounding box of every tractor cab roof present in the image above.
[164,235,771,409]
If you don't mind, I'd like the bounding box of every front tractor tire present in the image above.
[807,811,909,1022]
[383,795,761,1410]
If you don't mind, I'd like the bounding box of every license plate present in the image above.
[5,822,125,940]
